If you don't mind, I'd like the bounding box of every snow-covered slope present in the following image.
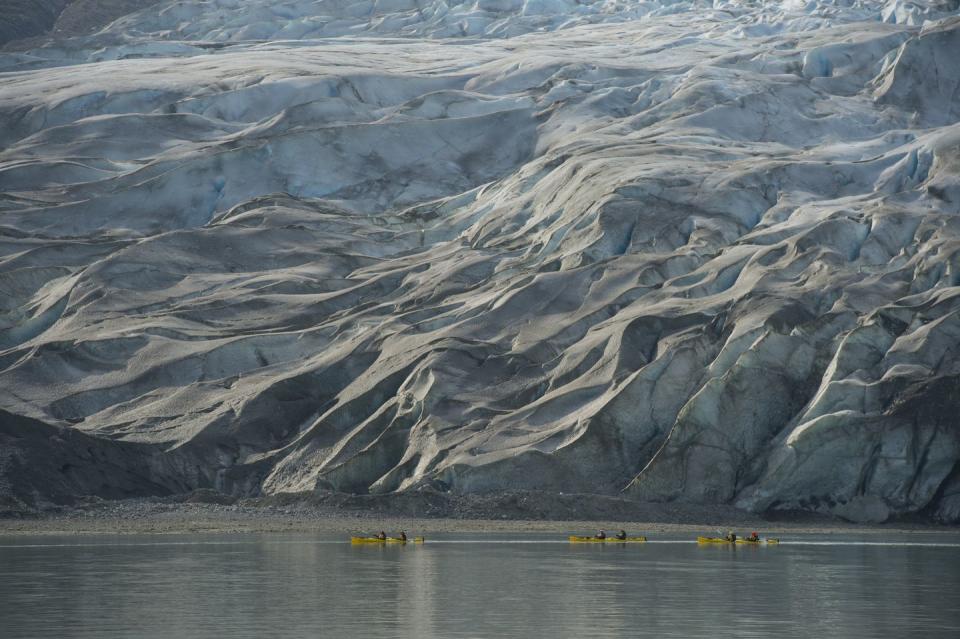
[1,0,959,522]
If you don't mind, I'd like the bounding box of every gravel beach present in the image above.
[2,491,954,537]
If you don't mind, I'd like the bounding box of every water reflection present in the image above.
[1,533,958,638]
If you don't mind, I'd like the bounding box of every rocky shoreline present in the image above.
[1,490,955,536]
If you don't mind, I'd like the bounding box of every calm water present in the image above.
[2,531,959,638]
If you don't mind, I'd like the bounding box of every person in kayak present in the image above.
[725,530,737,543]
[615,530,627,540]
[596,530,607,540]
[747,531,760,542]
[399,531,407,542]
[377,531,387,540]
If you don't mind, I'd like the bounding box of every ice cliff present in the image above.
[1,0,959,523]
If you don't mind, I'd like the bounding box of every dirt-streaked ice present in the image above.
[1,0,959,523]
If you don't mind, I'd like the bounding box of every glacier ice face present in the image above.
[881,0,960,25]
[1,0,959,522]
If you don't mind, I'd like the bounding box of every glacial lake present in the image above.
[2,531,959,638]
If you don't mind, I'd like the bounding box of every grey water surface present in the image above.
[1,532,959,638]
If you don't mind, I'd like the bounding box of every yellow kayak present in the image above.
[697,536,779,545]
[351,537,425,544]
[568,536,647,543]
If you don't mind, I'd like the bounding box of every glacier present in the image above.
[1,0,959,523]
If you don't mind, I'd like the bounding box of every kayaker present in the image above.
[726,530,737,543]
[377,531,387,540]
[399,531,407,542]
[747,531,759,542]
[596,530,607,540]
[615,530,627,540]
